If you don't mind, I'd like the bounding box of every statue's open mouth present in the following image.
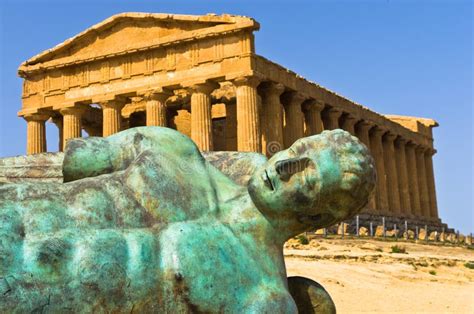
[263,169,274,191]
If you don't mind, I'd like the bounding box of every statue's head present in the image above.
[248,130,376,232]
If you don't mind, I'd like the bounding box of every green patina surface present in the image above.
[0,127,375,313]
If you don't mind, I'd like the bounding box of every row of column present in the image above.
[24,75,263,154]
[23,77,439,222]
[255,84,439,221]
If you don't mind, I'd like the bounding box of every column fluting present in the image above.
[383,132,402,215]
[260,82,285,156]
[341,114,358,135]
[370,127,389,214]
[100,100,125,137]
[302,100,325,136]
[25,113,49,155]
[416,145,431,219]
[189,83,216,151]
[406,142,422,217]
[60,107,84,150]
[145,91,170,127]
[425,149,439,220]
[234,76,261,152]
[394,137,412,217]
[282,92,306,148]
[323,108,342,130]
[355,120,376,212]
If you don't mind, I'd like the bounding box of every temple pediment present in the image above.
[19,12,258,74]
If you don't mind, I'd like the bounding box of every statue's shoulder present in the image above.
[111,127,200,157]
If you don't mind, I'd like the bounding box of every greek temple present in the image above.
[17,13,442,227]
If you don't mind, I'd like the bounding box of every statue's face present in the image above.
[248,138,344,228]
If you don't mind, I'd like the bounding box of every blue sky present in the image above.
[0,0,472,233]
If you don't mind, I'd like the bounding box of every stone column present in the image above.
[302,100,325,136]
[394,137,412,217]
[382,132,402,215]
[189,83,216,151]
[405,142,422,217]
[416,145,431,219]
[51,116,63,152]
[24,113,49,155]
[99,99,125,137]
[341,114,358,135]
[282,92,306,148]
[355,120,376,212]
[260,82,285,155]
[234,76,261,152]
[425,149,439,220]
[369,127,389,214]
[323,107,342,130]
[60,107,84,150]
[145,90,171,127]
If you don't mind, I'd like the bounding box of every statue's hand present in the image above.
[287,276,336,314]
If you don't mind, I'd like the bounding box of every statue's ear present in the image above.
[287,276,336,314]
[62,137,114,182]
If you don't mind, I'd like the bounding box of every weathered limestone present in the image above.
[425,149,439,220]
[355,120,376,212]
[323,108,342,130]
[394,137,411,216]
[189,83,216,151]
[234,76,261,152]
[341,114,358,136]
[383,132,401,215]
[303,100,325,136]
[416,145,431,219]
[25,114,48,155]
[370,127,389,213]
[260,82,285,155]
[99,99,125,137]
[224,101,237,151]
[406,142,422,217]
[60,107,83,150]
[282,92,306,148]
[145,90,171,127]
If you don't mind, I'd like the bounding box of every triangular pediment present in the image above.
[19,12,258,73]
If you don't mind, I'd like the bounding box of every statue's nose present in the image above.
[275,157,311,181]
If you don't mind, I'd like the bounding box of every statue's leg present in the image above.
[287,276,336,314]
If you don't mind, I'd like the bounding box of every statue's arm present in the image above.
[202,151,267,186]
[62,127,197,182]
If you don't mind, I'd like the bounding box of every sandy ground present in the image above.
[284,237,474,313]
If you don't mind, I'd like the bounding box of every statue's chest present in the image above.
[158,222,294,312]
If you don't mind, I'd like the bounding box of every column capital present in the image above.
[395,136,407,146]
[326,107,342,118]
[97,97,126,110]
[342,114,359,124]
[143,88,173,103]
[259,81,285,98]
[357,120,374,132]
[371,126,387,138]
[23,113,50,122]
[426,148,437,155]
[233,75,261,88]
[415,145,428,154]
[188,81,219,95]
[302,99,325,112]
[281,91,307,107]
[59,106,85,116]
[383,132,398,142]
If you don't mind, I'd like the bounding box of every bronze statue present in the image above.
[0,127,375,313]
